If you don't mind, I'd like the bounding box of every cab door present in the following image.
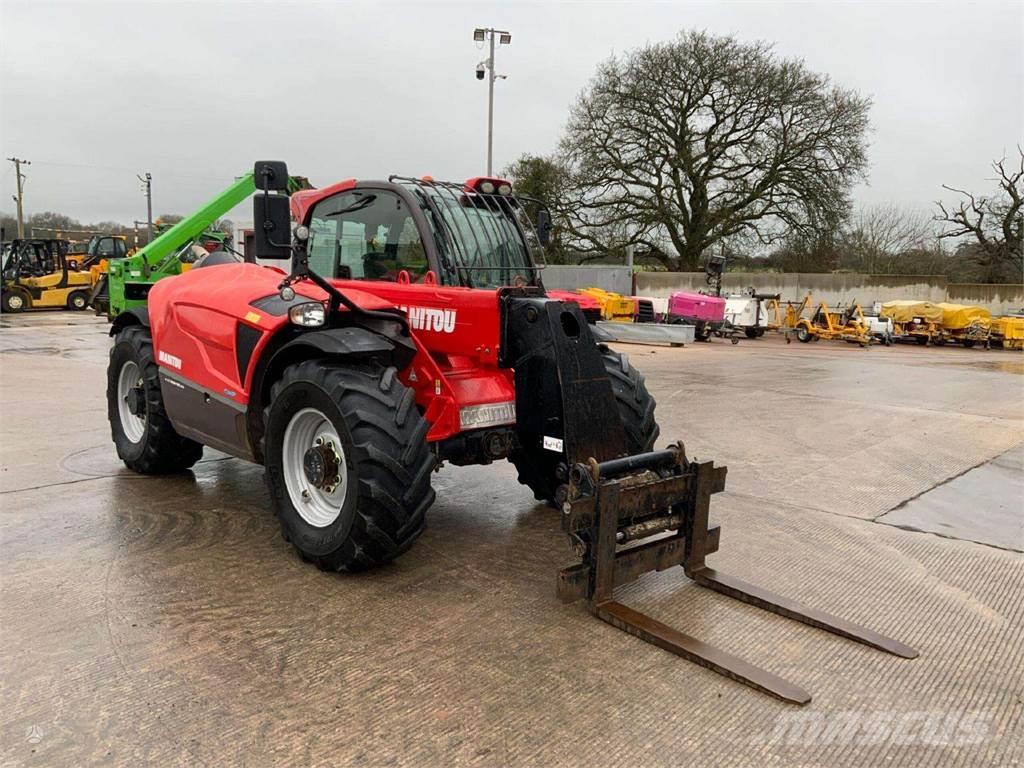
[305,187,438,283]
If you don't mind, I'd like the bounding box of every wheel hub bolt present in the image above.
[302,441,341,491]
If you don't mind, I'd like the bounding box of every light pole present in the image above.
[138,172,153,242]
[473,27,511,175]
[7,157,30,238]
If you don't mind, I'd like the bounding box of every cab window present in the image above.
[307,190,428,281]
[95,238,126,258]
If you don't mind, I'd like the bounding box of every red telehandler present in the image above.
[106,162,916,704]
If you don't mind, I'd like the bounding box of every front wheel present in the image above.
[264,360,435,572]
[510,345,660,505]
[2,290,29,313]
[107,325,204,473]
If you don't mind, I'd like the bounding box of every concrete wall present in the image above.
[542,265,632,295]
[633,272,1024,314]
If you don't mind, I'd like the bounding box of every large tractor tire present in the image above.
[264,360,435,572]
[510,345,660,505]
[108,325,204,473]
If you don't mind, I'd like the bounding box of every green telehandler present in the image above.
[97,172,308,318]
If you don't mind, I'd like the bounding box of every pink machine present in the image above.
[667,291,728,341]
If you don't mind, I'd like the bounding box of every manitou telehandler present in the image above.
[106,162,916,704]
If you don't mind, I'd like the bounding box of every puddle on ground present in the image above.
[0,345,63,356]
[947,359,1024,375]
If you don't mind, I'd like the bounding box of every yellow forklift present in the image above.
[1,238,93,312]
[67,234,130,272]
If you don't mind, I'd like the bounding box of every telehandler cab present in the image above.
[106,162,916,704]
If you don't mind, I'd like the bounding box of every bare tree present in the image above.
[936,147,1023,283]
[840,204,934,273]
[558,30,871,270]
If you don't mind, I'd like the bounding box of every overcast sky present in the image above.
[1,0,1021,227]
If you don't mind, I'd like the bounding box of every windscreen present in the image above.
[399,180,540,289]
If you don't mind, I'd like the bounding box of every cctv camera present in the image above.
[476,62,486,80]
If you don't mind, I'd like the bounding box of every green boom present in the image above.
[106,173,257,317]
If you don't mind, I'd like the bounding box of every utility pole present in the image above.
[7,157,30,238]
[138,172,153,242]
[473,28,511,175]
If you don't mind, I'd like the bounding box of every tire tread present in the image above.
[266,360,434,572]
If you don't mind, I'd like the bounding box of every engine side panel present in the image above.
[146,263,517,455]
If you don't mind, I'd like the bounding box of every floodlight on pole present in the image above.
[472,27,511,175]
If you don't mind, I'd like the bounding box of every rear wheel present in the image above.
[107,325,204,473]
[796,324,812,343]
[67,290,88,310]
[510,345,660,504]
[744,328,759,339]
[264,360,434,572]
[2,289,29,313]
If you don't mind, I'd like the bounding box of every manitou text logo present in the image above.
[158,350,182,369]
[400,306,457,334]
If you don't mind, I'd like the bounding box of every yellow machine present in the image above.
[1,239,93,312]
[67,234,130,273]
[578,287,636,322]
[934,303,992,348]
[780,294,872,346]
[991,316,1024,350]
[880,300,944,345]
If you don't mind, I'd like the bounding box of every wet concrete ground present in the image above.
[1,312,1022,767]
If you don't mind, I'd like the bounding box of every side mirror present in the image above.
[253,160,292,260]
[536,209,552,246]
[254,160,290,192]
[254,194,292,260]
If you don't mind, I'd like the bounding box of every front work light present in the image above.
[479,181,495,194]
[289,301,326,327]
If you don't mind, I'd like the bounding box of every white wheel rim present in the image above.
[8,294,23,310]
[73,295,85,308]
[117,361,147,443]
[282,407,348,527]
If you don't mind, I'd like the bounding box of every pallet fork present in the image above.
[557,445,917,704]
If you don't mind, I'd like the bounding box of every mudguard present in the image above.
[109,307,149,336]
[268,326,416,372]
